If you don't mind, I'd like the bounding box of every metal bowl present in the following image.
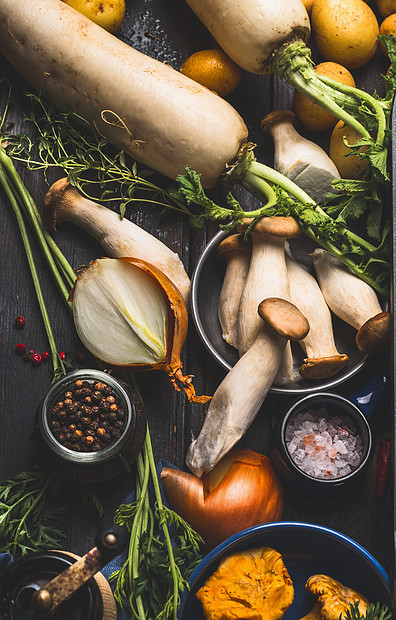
[178,522,390,619]
[190,230,368,395]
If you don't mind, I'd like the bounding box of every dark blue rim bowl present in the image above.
[178,521,390,619]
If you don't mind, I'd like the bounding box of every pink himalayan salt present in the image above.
[285,408,363,479]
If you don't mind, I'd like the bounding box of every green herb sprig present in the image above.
[0,75,191,220]
[0,468,66,557]
[175,165,390,296]
[109,428,203,620]
[345,601,391,620]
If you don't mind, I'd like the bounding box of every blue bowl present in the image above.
[178,522,390,619]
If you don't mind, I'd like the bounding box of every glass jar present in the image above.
[34,369,146,482]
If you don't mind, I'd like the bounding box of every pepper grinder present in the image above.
[0,524,128,619]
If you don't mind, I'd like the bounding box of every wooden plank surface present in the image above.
[0,0,393,581]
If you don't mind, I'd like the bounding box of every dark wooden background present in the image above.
[0,0,393,589]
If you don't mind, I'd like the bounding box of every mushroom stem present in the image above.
[286,253,349,379]
[186,298,309,477]
[217,234,251,348]
[237,216,301,385]
[43,178,191,306]
[311,249,389,354]
[261,109,340,203]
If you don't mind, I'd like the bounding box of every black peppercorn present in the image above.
[48,376,127,453]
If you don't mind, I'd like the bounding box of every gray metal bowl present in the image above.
[190,230,368,395]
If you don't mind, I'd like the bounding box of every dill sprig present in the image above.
[0,74,191,219]
[0,468,65,557]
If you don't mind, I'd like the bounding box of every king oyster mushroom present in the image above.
[286,253,349,379]
[237,216,301,384]
[261,109,340,203]
[311,249,390,354]
[217,233,252,349]
[186,297,309,477]
[43,178,191,306]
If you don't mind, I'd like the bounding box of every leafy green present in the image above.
[0,468,65,557]
[174,166,390,296]
[109,426,203,620]
[110,500,202,619]
[344,601,391,620]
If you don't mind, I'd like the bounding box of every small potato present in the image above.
[311,0,379,69]
[329,121,369,178]
[293,62,355,131]
[62,0,126,33]
[377,0,396,18]
[180,49,242,98]
[379,14,396,56]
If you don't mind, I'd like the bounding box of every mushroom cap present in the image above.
[260,109,297,135]
[238,216,301,239]
[43,177,71,232]
[217,233,252,259]
[258,297,309,341]
[355,311,390,354]
[299,354,349,380]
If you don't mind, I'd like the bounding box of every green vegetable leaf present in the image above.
[344,601,391,620]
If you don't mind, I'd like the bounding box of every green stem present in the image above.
[243,161,377,254]
[146,430,180,620]
[0,164,65,379]
[129,447,150,620]
[272,40,383,141]
[0,145,75,301]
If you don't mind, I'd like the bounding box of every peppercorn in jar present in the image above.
[34,369,146,482]
[48,379,127,452]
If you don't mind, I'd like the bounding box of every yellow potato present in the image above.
[379,14,396,56]
[311,0,379,69]
[329,121,369,178]
[293,62,356,131]
[180,49,242,97]
[62,0,126,33]
[377,0,396,18]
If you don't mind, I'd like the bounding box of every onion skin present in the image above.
[161,448,284,550]
[71,257,210,403]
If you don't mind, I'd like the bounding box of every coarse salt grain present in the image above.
[286,408,363,480]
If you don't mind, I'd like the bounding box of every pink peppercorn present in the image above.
[32,353,42,366]
[42,352,50,361]
[60,352,66,361]
[14,316,25,329]
[15,343,27,355]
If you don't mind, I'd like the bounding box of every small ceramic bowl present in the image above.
[270,373,388,497]
[34,369,146,482]
[178,522,390,619]
[191,230,368,394]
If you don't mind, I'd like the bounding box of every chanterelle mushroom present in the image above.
[43,178,191,306]
[299,574,368,620]
[196,546,294,620]
[311,249,390,354]
[217,233,251,349]
[186,297,309,477]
